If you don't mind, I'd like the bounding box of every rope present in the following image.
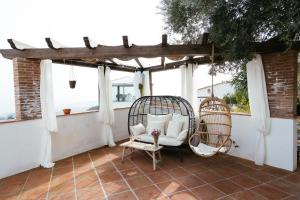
[211,43,215,98]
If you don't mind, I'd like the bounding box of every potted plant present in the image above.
[69,66,76,89]
[63,108,71,115]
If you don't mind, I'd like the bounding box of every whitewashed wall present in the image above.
[229,114,297,171]
[0,108,129,179]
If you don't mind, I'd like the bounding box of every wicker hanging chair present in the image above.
[189,96,232,157]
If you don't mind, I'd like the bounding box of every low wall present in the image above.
[0,110,297,179]
[229,114,297,171]
[0,108,129,179]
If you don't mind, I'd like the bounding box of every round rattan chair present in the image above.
[189,96,232,157]
[128,96,196,147]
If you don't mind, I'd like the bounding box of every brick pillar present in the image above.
[262,50,298,119]
[13,58,42,120]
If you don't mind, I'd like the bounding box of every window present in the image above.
[152,69,181,96]
[111,70,135,108]
[52,64,99,115]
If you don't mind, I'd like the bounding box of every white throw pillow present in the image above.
[147,121,165,135]
[147,114,172,133]
[172,114,189,131]
[130,123,146,137]
[166,120,183,138]
[176,129,188,141]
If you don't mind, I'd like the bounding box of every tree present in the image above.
[160,0,300,71]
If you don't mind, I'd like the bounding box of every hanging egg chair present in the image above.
[189,97,232,157]
[189,43,232,157]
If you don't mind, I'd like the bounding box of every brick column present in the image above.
[13,58,42,120]
[262,50,298,119]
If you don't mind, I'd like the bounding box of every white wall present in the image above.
[229,114,297,171]
[0,108,129,179]
[0,109,297,179]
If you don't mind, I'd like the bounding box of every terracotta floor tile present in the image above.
[176,175,205,188]
[114,160,136,171]
[230,174,261,188]
[95,163,116,174]
[50,178,75,194]
[245,170,276,183]
[196,170,224,183]
[0,182,25,195]
[73,153,91,164]
[103,180,129,195]
[230,190,266,200]
[134,185,164,200]
[190,184,225,200]
[169,190,197,200]
[213,166,240,178]
[121,168,143,179]
[1,172,29,185]
[270,179,300,195]
[77,187,104,200]
[156,180,186,195]
[98,171,122,183]
[183,163,208,173]
[127,176,152,189]
[251,184,289,200]
[168,167,190,178]
[147,171,172,183]
[261,166,291,177]
[284,174,300,185]
[212,179,243,195]
[49,191,76,200]
[229,163,253,173]
[54,157,73,168]
[19,185,48,200]
[75,172,99,190]
[109,190,137,200]
[0,193,19,200]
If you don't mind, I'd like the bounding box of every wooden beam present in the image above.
[148,56,212,72]
[122,35,132,48]
[83,37,97,49]
[162,34,168,47]
[53,59,136,72]
[161,34,168,67]
[7,39,33,50]
[45,38,64,49]
[0,44,212,60]
[134,58,143,68]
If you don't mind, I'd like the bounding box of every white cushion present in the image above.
[176,129,188,141]
[191,143,227,156]
[172,114,189,131]
[147,114,172,133]
[146,121,165,135]
[166,120,183,138]
[136,133,184,146]
[130,123,146,137]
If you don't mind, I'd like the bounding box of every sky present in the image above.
[0,0,232,115]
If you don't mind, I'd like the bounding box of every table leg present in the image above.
[158,150,162,162]
[153,151,156,170]
[122,147,126,162]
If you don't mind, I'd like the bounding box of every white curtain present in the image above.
[134,71,142,99]
[246,54,271,165]
[143,71,151,96]
[134,71,150,98]
[180,64,198,106]
[40,59,57,168]
[98,66,116,147]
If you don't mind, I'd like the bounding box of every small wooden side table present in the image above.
[120,141,163,171]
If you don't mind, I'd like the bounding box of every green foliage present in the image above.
[160,0,300,72]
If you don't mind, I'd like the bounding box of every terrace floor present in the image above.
[1,144,300,200]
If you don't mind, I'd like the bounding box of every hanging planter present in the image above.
[69,66,76,89]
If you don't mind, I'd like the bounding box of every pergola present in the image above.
[1,34,300,95]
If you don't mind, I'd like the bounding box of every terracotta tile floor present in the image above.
[1,143,300,200]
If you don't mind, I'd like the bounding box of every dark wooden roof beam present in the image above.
[45,38,64,49]
[83,37,98,49]
[122,35,132,48]
[134,58,143,68]
[7,39,33,50]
